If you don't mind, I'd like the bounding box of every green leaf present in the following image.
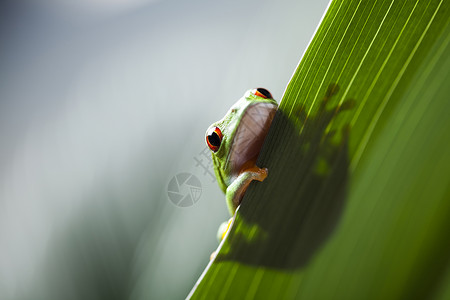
[189,0,450,298]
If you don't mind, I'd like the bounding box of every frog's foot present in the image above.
[211,217,235,261]
[226,166,268,215]
[216,217,234,241]
[246,166,268,182]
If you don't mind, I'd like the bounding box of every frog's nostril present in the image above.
[255,88,273,99]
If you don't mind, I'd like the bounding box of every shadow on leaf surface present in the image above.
[216,84,355,270]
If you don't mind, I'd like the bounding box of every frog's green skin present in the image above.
[206,89,277,216]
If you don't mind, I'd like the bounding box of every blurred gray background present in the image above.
[0,0,328,299]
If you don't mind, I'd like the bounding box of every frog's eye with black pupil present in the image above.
[254,88,273,99]
[206,127,223,152]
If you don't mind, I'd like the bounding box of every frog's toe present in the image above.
[257,167,268,181]
[217,219,232,241]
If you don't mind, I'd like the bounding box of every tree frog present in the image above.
[205,88,278,218]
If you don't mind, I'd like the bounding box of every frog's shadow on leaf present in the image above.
[216,83,354,270]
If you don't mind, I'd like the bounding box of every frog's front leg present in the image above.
[226,166,268,215]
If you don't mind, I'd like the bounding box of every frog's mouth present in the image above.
[227,102,277,176]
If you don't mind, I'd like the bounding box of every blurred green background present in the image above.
[0,0,329,299]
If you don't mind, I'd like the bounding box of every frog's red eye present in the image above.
[254,88,273,99]
[206,127,223,152]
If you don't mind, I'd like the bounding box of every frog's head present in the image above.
[205,88,278,192]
